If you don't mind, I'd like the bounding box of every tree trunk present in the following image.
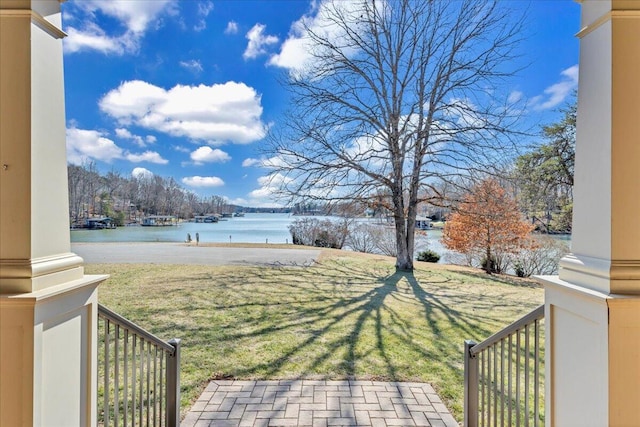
[485,227,493,274]
[394,209,414,271]
[395,230,413,271]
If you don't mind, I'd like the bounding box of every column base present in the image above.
[0,273,107,427]
[538,275,640,427]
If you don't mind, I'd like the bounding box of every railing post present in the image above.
[166,338,181,427]
[465,340,479,427]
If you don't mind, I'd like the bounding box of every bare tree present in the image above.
[267,0,523,270]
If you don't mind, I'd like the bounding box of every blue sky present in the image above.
[61,0,580,207]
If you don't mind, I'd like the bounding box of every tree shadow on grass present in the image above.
[216,261,403,380]
[132,261,509,376]
[193,262,498,383]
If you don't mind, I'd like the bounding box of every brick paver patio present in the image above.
[181,380,459,427]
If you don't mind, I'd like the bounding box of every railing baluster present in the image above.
[500,338,505,427]
[147,341,151,427]
[139,334,144,426]
[482,350,486,427]
[160,353,164,427]
[132,335,137,425]
[124,329,129,427]
[525,324,530,427]
[104,319,110,427]
[487,345,491,425]
[493,344,499,427]
[533,320,540,426]
[508,334,512,425]
[516,330,521,426]
[154,346,158,427]
[114,325,120,427]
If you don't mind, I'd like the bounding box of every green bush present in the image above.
[416,249,440,263]
[481,255,499,274]
[514,262,527,278]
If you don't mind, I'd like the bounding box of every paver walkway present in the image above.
[181,380,459,427]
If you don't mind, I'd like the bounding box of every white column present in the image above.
[0,1,107,425]
[537,1,640,426]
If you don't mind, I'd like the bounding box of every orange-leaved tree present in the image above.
[442,179,535,273]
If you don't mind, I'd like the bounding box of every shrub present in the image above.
[511,235,569,277]
[416,250,440,263]
[345,223,380,253]
[289,218,347,249]
[372,226,398,257]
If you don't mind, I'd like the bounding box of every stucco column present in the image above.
[537,1,640,426]
[0,1,107,425]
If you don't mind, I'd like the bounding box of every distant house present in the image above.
[141,215,177,226]
[415,216,432,230]
[85,217,114,229]
[194,215,219,223]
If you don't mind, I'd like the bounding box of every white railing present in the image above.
[98,304,181,427]
[464,305,544,427]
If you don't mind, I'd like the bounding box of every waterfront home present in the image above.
[415,216,432,230]
[194,215,219,223]
[141,215,177,226]
[84,217,114,229]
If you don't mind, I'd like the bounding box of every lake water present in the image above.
[71,213,448,254]
[72,213,299,244]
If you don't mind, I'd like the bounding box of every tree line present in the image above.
[68,163,234,226]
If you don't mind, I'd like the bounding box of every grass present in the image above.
[88,248,543,421]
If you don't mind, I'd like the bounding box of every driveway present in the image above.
[72,243,321,267]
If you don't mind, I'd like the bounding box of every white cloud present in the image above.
[132,167,154,179]
[242,157,261,167]
[268,0,368,74]
[115,127,134,139]
[65,25,123,55]
[508,90,524,104]
[173,145,191,153]
[198,1,214,16]
[125,151,168,164]
[530,65,579,111]
[146,135,157,144]
[182,176,225,187]
[194,1,213,31]
[228,197,249,206]
[190,146,231,164]
[67,126,167,165]
[179,59,204,73]
[67,127,123,164]
[100,80,267,144]
[115,127,147,147]
[225,21,239,35]
[243,23,279,60]
[63,0,176,55]
[249,173,292,198]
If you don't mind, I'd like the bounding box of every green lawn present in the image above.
[88,249,543,421]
